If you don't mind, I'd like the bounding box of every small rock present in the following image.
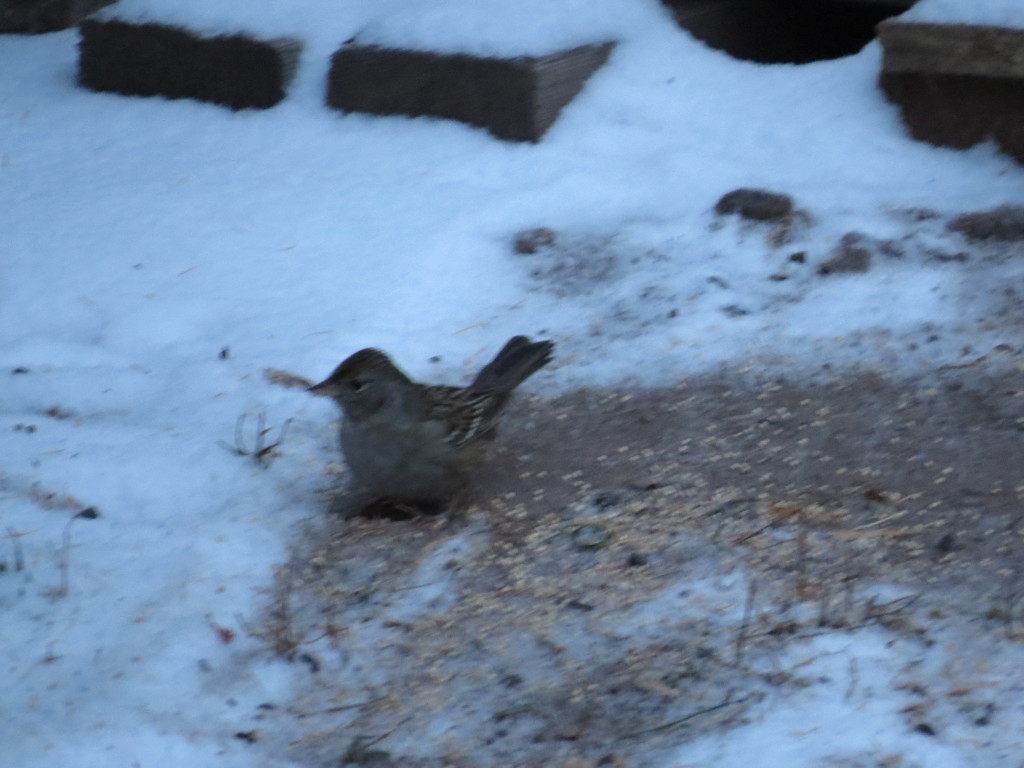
[590,490,621,509]
[720,304,750,318]
[949,205,1024,242]
[565,599,594,612]
[714,188,794,222]
[896,207,941,222]
[572,523,611,549]
[818,232,872,275]
[935,532,956,555]
[878,239,905,258]
[513,227,558,254]
[970,702,996,727]
[926,250,969,263]
[500,673,523,688]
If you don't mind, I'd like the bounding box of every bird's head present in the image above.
[308,348,411,421]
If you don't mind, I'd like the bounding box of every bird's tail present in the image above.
[469,336,554,394]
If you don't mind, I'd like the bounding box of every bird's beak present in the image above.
[307,380,328,395]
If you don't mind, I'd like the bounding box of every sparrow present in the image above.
[309,336,554,507]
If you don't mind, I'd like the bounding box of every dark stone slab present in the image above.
[77,19,302,111]
[878,21,1024,163]
[0,0,115,34]
[326,40,615,142]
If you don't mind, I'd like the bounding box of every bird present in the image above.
[308,336,554,508]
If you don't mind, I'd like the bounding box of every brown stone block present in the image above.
[0,0,115,34]
[77,19,302,111]
[878,20,1024,79]
[879,70,1024,158]
[326,40,615,142]
[878,21,1024,163]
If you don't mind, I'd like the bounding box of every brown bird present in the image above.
[309,336,554,507]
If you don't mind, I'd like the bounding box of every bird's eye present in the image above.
[348,379,366,392]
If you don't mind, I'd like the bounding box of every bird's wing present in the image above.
[423,386,498,448]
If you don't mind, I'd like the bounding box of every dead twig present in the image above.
[52,507,100,599]
[795,507,811,598]
[620,693,756,739]
[938,355,988,371]
[732,504,803,545]
[218,412,292,468]
[290,696,389,719]
[735,578,758,665]
[5,526,25,572]
[340,719,411,765]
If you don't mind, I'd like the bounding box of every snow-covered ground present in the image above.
[2,0,1023,766]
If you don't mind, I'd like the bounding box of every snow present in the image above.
[677,631,970,768]
[902,0,1024,26]
[103,0,637,57]
[2,0,1023,765]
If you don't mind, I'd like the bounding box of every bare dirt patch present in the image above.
[253,363,1024,767]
